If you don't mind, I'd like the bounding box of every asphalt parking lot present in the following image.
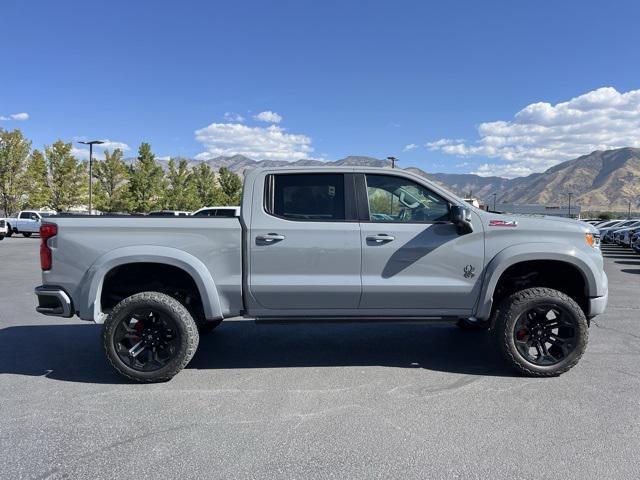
[1,237,639,480]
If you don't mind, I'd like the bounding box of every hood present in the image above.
[482,212,595,234]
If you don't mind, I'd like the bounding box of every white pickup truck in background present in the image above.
[4,210,56,237]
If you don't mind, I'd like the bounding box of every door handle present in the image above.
[366,234,395,243]
[256,233,286,243]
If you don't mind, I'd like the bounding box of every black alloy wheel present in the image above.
[112,308,180,372]
[513,304,578,366]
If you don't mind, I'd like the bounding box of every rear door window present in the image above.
[265,174,346,221]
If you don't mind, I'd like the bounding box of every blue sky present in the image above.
[2,0,640,177]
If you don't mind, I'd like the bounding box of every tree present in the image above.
[23,149,51,209]
[93,149,131,212]
[165,158,199,210]
[0,128,31,215]
[45,141,88,211]
[218,167,243,205]
[128,142,164,213]
[190,162,225,207]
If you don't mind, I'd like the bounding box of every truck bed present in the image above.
[42,216,243,321]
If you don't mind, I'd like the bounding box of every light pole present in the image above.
[567,192,573,219]
[387,156,398,169]
[492,193,497,212]
[78,140,104,214]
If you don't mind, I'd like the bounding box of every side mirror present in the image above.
[451,205,473,234]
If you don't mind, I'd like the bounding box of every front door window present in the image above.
[365,174,450,223]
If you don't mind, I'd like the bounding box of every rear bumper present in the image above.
[35,286,74,317]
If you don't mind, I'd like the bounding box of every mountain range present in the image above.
[131,147,640,211]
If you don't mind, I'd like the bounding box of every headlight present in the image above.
[585,233,600,248]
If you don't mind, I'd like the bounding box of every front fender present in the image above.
[474,243,604,320]
[76,245,223,323]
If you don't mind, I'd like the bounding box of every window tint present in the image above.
[365,174,450,223]
[19,212,32,219]
[266,174,345,221]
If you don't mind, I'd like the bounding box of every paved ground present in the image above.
[1,236,639,480]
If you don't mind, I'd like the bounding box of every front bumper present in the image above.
[35,286,74,317]
[587,272,608,318]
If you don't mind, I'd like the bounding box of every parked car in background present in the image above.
[600,220,640,243]
[0,219,7,240]
[4,210,56,237]
[620,226,640,247]
[595,220,624,230]
[147,210,190,217]
[35,166,607,382]
[192,206,241,217]
[631,233,640,253]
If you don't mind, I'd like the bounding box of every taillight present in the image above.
[40,223,57,271]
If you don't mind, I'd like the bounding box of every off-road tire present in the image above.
[494,287,588,377]
[5,226,12,237]
[22,232,32,238]
[102,291,199,383]
[198,319,223,333]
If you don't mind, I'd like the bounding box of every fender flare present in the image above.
[474,243,602,320]
[77,245,223,323]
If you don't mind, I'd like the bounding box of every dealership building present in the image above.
[492,203,581,218]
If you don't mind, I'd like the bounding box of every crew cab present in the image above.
[5,210,56,237]
[35,167,608,382]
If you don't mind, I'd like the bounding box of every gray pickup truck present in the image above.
[35,167,608,382]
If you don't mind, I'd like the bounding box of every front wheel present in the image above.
[22,232,32,238]
[102,292,199,382]
[5,226,12,237]
[494,287,588,377]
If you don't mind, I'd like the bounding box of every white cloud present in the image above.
[223,112,245,122]
[194,122,313,161]
[403,143,418,152]
[254,110,283,124]
[426,87,640,177]
[0,112,29,121]
[72,139,131,160]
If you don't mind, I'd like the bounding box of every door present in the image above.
[358,173,484,314]
[249,172,362,310]
[17,211,39,232]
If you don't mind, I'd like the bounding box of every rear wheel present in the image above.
[494,287,588,377]
[102,291,199,382]
[22,232,32,238]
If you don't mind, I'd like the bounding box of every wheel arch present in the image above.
[78,246,223,323]
[475,243,601,321]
